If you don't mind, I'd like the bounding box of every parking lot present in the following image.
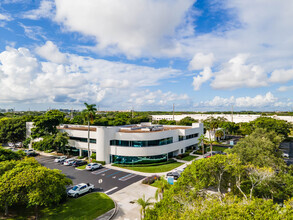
[36,155,145,195]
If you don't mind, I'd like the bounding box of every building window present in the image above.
[69,136,96,144]
[179,136,184,141]
[186,133,199,140]
[110,137,173,147]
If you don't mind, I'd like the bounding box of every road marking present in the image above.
[119,174,137,181]
[107,171,121,177]
[104,187,118,194]
[91,168,110,175]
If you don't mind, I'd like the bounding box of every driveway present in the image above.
[36,155,145,195]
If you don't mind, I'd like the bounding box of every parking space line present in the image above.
[104,187,118,194]
[118,173,132,180]
[91,168,110,175]
[120,174,137,181]
[107,171,121,177]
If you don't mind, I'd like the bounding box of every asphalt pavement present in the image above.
[36,155,145,195]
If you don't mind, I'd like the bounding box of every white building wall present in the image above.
[152,114,293,123]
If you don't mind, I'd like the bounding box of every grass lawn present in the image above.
[40,192,114,220]
[114,162,183,173]
[180,155,198,161]
[206,146,230,152]
[76,164,87,170]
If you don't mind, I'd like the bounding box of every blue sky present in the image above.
[0,0,293,111]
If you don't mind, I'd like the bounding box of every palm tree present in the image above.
[155,177,170,201]
[198,134,208,155]
[135,194,153,219]
[83,103,97,160]
[215,129,224,141]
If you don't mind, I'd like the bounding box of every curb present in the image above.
[96,197,118,220]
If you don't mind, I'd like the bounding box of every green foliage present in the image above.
[0,158,72,216]
[177,117,198,126]
[0,147,24,162]
[23,137,31,148]
[231,128,285,169]
[92,160,106,165]
[31,110,65,138]
[32,132,68,153]
[0,117,26,144]
[90,152,96,159]
[251,116,292,137]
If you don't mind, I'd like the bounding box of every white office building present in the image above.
[50,122,203,164]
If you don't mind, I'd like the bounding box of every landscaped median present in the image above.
[40,192,114,220]
[112,159,183,173]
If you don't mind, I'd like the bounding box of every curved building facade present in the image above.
[54,122,203,164]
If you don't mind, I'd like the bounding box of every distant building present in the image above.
[152,114,293,123]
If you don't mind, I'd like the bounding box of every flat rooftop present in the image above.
[119,126,190,133]
[57,125,96,132]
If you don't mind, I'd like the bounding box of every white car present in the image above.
[67,183,95,198]
[283,152,289,158]
[86,163,102,171]
[63,158,76,166]
[54,156,67,163]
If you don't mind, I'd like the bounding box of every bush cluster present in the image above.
[142,175,161,185]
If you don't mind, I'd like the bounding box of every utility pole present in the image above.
[173,103,175,121]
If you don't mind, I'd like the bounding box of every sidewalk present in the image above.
[110,181,157,220]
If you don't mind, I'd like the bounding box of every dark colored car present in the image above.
[72,160,87,167]
[166,171,181,180]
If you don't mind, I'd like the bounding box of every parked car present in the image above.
[203,151,226,158]
[283,152,289,158]
[24,149,38,156]
[67,183,95,198]
[166,171,181,180]
[63,158,76,166]
[54,156,67,163]
[72,160,87,167]
[86,163,102,171]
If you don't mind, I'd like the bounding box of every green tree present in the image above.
[0,118,26,145]
[0,158,72,218]
[230,128,284,169]
[0,147,25,162]
[83,103,97,160]
[215,129,224,141]
[251,116,292,137]
[198,134,208,155]
[135,194,153,220]
[177,117,198,126]
[31,110,65,138]
[154,177,170,201]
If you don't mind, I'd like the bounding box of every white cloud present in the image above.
[0,13,12,21]
[277,85,293,92]
[35,41,67,63]
[192,67,212,90]
[19,23,46,41]
[189,53,214,70]
[211,54,268,90]
[200,92,278,108]
[22,0,55,20]
[0,44,185,109]
[129,90,189,106]
[269,69,293,83]
[54,0,194,58]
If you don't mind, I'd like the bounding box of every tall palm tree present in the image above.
[215,129,224,141]
[198,134,208,155]
[135,194,153,220]
[155,177,170,201]
[83,103,97,160]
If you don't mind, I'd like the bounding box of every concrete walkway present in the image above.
[110,181,157,220]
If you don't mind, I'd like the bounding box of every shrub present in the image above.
[142,175,161,185]
[92,159,106,165]
[78,156,85,159]
[90,153,96,159]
